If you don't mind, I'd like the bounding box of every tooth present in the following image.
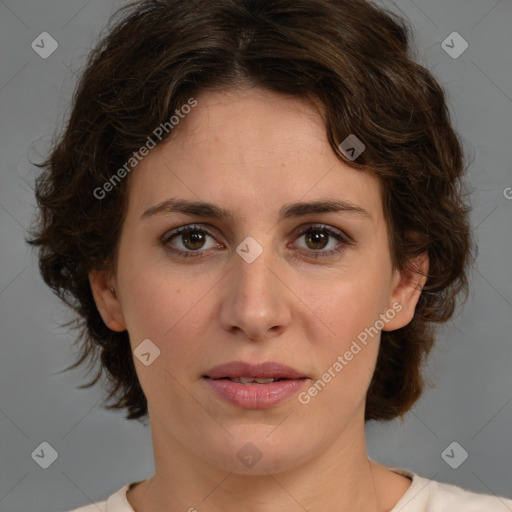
[229,377,278,384]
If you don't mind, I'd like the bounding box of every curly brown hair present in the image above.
[26,0,475,422]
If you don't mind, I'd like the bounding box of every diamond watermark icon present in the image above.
[31,32,58,59]
[236,236,263,264]
[237,442,263,468]
[338,134,365,161]
[134,338,161,366]
[441,32,468,59]
[441,441,468,469]
[31,441,58,469]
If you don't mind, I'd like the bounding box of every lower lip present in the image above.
[203,377,307,409]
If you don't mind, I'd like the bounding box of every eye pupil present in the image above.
[306,230,328,250]
[183,230,205,250]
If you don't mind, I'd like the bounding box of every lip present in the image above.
[204,361,306,380]
[203,361,309,409]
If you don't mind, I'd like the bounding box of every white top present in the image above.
[67,468,512,511]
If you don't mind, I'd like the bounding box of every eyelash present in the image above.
[161,224,352,260]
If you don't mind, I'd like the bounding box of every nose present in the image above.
[218,239,292,341]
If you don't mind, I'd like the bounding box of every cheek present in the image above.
[298,283,385,416]
[305,266,392,341]
[118,259,217,371]
[301,268,391,396]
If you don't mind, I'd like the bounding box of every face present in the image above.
[90,87,425,475]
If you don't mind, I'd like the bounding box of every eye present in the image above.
[162,225,221,258]
[292,224,351,259]
[161,223,352,260]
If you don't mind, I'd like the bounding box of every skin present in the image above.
[90,87,428,512]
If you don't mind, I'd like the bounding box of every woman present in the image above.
[27,0,512,510]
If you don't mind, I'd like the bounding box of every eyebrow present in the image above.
[140,197,371,221]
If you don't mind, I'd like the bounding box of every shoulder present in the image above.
[66,480,140,512]
[390,468,512,512]
[67,501,107,512]
[427,479,512,510]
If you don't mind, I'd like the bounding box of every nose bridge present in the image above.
[219,234,291,339]
[236,240,274,293]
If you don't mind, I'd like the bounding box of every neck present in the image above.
[127,409,407,512]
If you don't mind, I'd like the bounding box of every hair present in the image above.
[27,0,475,422]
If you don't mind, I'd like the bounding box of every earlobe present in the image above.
[383,252,429,332]
[88,269,127,332]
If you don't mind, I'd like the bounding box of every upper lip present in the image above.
[204,361,307,380]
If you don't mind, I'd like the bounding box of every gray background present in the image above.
[0,0,511,511]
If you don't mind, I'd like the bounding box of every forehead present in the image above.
[125,88,384,227]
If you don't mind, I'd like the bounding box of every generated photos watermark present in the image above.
[93,97,198,200]
[298,301,403,405]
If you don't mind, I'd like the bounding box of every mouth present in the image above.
[202,361,308,409]
[204,376,305,384]
[203,360,308,381]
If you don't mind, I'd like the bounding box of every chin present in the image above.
[198,428,315,476]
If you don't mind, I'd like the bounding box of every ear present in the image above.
[382,251,429,331]
[88,269,127,332]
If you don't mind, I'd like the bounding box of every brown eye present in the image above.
[181,230,206,250]
[304,230,329,250]
[163,225,220,257]
[292,224,351,259]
